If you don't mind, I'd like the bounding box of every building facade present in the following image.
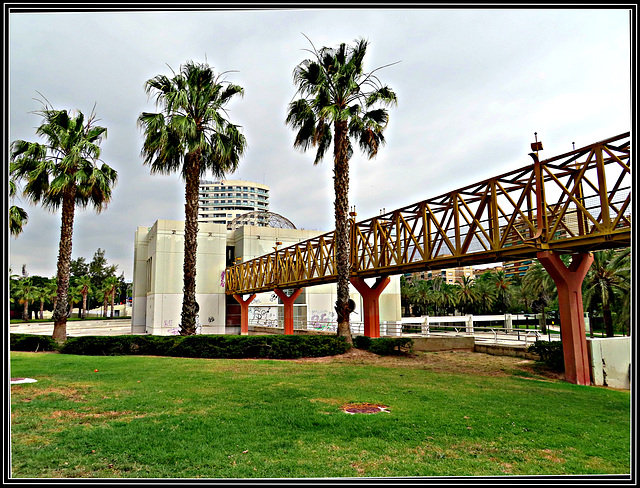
[198,179,269,226]
[132,220,402,335]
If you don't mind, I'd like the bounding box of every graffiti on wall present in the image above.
[250,306,278,326]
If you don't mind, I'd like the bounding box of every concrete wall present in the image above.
[587,337,631,389]
[133,220,403,336]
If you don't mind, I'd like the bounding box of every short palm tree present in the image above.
[14,278,36,321]
[490,271,512,314]
[583,248,630,337]
[286,37,398,343]
[9,180,28,237]
[45,278,58,312]
[10,100,117,340]
[104,276,119,318]
[454,275,478,315]
[33,286,50,320]
[76,275,93,319]
[139,60,247,335]
[67,285,82,318]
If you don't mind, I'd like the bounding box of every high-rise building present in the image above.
[198,179,269,226]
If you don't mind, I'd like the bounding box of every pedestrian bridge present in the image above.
[225,132,631,386]
[226,132,630,294]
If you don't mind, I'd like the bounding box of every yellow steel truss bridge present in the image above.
[225,132,630,296]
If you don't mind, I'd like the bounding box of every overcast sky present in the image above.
[7,6,632,281]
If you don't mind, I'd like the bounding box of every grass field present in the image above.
[9,349,631,480]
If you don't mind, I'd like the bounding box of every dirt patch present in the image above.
[295,348,562,381]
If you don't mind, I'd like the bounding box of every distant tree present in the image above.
[454,276,478,315]
[45,278,58,312]
[139,60,247,335]
[103,276,119,318]
[583,248,630,337]
[10,100,117,340]
[88,248,118,292]
[67,285,82,318]
[70,256,90,278]
[14,278,36,321]
[286,36,397,344]
[75,275,93,319]
[33,286,50,320]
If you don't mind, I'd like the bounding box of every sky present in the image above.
[7,6,633,281]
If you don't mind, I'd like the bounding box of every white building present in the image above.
[132,219,401,335]
[198,179,269,226]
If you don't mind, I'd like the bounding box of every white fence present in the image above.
[248,312,568,345]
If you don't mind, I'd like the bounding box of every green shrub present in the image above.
[59,334,351,360]
[527,340,564,372]
[10,333,58,352]
[354,336,413,355]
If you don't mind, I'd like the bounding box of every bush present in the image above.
[354,336,413,355]
[527,340,564,372]
[59,334,351,360]
[10,333,58,352]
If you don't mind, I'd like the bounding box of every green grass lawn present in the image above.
[9,350,631,480]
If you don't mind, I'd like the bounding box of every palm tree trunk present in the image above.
[82,292,88,319]
[22,300,29,321]
[603,304,615,337]
[52,190,75,341]
[110,290,115,318]
[333,120,352,344]
[40,300,44,320]
[181,152,199,335]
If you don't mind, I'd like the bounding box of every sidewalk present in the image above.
[10,318,133,337]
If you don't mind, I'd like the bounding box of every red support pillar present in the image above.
[350,277,391,338]
[233,294,256,336]
[274,288,303,335]
[537,251,594,386]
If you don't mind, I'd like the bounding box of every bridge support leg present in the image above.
[350,277,391,338]
[233,294,256,336]
[537,251,594,386]
[274,288,303,335]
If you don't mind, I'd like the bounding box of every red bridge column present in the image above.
[537,251,594,386]
[274,288,303,335]
[233,294,256,336]
[350,277,391,338]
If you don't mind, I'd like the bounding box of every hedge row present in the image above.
[354,336,414,355]
[58,334,351,360]
[10,333,59,352]
[527,340,564,372]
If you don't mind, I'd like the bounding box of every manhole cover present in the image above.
[11,378,37,385]
[341,403,389,415]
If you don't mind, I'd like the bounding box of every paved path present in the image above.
[10,319,133,337]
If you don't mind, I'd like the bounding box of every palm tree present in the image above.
[104,276,119,318]
[9,180,28,237]
[472,278,496,315]
[10,100,118,341]
[67,285,82,318]
[45,278,58,313]
[33,286,49,320]
[139,60,246,335]
[454,276,478,315]
[76,275,93,319]
[583,248,630,337]
[14,278,36,321]
[286,36,398,343]
[490,271,512,314]
[522,260,557,334]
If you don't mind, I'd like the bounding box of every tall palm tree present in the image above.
[473,278,496,315]
[139,60,247,335]
[286,36,398,343]
[583,248,630,337]
[10,101,117,341]
[9,180,28,237]
[76,275,93,319]
[522,260,559,334]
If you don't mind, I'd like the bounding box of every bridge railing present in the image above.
[226,132,630,294]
